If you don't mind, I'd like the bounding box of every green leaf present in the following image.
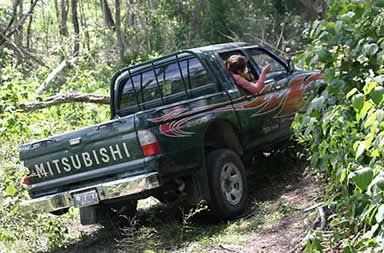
[363,43,379,56]
[318,48,332,63]
[346,87,358,99]
[370,86,384,105]
[363,81,377,95]
[351,93,364,112]
[368,175,384,192]
[357,101,373,121]
[339,12,355,23]
[364,114,377,129]
[5,184,17,197]
[351,167,374,191]
[376,109,384,122]
[376,205,384,223]
[356,141,366,159]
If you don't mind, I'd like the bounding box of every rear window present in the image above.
[118,56,216,113]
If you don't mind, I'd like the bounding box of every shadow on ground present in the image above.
[44,147,313,253]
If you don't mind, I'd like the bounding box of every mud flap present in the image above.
[80,206,97,225]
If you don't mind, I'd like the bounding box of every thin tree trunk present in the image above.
[115,0,124,62]
[100,0,115,28]
[26,0,33,48]
[190,0,203,43]
[79,0,90,51]
[71,0,80,56]
[60,0,69,36]
[16,0,24,45]
[296,0,319,20]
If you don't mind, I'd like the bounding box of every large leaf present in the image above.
[376,205,384,223]
[350,167,374,191]
[351,93,364,112]
[370,86,384,105]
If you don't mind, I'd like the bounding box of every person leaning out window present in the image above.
[226,55,272,95]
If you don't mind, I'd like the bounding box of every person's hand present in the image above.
[262,64,272,73]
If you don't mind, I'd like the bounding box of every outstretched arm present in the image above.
[233,64,272,95]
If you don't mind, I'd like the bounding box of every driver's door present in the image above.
[235,48,291,149]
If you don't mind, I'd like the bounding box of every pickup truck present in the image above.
[20,42,324,225]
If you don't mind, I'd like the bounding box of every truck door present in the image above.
[220,48,293,149]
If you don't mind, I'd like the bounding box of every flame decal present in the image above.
[149,72,324,137]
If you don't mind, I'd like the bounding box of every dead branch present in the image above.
[37,58,77,94]
[19,93,110,112]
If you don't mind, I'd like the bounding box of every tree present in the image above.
[190,0,203,42]
[100,0,114,28]
[60,0,69,36]
[115,0,124,62]
[71,0,80,56]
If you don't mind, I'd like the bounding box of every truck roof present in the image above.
[187,42,252,54]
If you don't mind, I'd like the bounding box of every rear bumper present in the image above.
[20,171,160,213]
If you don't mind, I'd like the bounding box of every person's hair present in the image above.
[226,55,248,74]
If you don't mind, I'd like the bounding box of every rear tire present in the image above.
[207,149,248,219]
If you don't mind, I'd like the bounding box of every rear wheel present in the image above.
[207,149,248,219]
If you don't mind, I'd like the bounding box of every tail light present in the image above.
[138,130,161,157]
[23,177,31,185]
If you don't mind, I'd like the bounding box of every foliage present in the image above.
[0,59,110,252]
[293,0,384,251]
[0,0,324,251]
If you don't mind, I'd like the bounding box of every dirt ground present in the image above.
[47,149,324,253]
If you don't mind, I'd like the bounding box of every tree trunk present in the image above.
[190,0,203,43]
[71,0,80,56]
[100,0,115,28]
[296,0,320,21]
[0,0,37,47]
[26,0,33,48]
[12,0,23,46]
[79,0,90,51]
[60,0,69,36]
[115,0,124,62]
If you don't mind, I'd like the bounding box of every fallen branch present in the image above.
[37,59,76,94]
[20,93,110,112]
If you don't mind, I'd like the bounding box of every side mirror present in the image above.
[287,59,295,73]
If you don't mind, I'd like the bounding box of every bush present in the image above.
[294,1,384,251]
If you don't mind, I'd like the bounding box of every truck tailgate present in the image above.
[20,115,144,190]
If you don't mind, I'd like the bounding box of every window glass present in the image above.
[247,48,286,73]
[161,62,186,95]
[120,74,142,109]
[183,58,213,89]
[119,56,215,110]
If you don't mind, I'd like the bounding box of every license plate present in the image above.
[73,190,99,208]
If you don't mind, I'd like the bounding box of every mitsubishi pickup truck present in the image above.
[20,42,324,225]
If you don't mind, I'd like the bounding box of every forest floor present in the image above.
[43,149,325,253]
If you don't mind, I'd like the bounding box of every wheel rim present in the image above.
[220,162,243,206]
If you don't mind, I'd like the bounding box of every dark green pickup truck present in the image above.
[20,42,324,225]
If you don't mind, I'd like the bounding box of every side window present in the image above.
[120,74,142,109]
[160,62,187,95]
[246,49,287,80]
[185,58,213,89]
[142,70,162,102]
[118,55,216,112]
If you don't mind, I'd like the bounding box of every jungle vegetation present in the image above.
[3,0,384,252]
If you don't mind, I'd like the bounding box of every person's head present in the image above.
[226,55,249,76]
